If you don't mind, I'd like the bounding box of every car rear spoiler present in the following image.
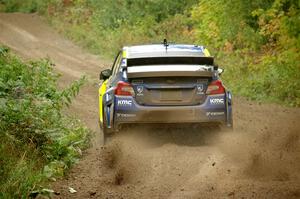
[127,56,214,66]
[126,65,214,78]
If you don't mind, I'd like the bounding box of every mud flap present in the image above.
[103,87,115,129]
[225,91,233,127]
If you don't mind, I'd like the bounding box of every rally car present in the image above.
[98,41,233,144]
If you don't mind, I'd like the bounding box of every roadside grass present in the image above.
[0,0,48,13]
[0,142,43,198]
[0,46,91,197]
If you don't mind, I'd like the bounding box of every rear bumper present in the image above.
[113,94,232,128]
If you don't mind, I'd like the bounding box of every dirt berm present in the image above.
[0,13,300,199]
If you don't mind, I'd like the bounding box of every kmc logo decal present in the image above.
[210,98,224,105]
[117,100,132,106]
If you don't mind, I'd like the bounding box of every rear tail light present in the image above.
[115,81,135,96]
[206,80,225,95]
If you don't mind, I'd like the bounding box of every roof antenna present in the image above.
[163,38,169,52]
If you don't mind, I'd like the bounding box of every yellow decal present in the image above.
[122,49,127,58]
[203,48,211,57]
[99,80,108,123]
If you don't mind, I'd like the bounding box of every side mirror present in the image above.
[218,68,224,75]
[100,69,111,80]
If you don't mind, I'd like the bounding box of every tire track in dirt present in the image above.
[0,13,300,199]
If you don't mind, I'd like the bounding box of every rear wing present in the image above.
[126,65,214,78]
[126,56,214,66]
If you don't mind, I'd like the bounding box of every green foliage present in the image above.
[41,0,197,57]
[88,0,197,29]
[191,0,272,52]
[191,0,300,106]
[1,0,49,13]
[0,46,90,197]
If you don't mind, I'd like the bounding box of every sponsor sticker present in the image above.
[117,113,136,118]
[209,98,224,105]
[117,99,132,106]
[121,59,127,67]
[206,112,225,116]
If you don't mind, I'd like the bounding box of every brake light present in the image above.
[206,80,225,95]
[115,81,135,96]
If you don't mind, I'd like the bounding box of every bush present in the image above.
[1,0,49,13]
[0,46,91,197]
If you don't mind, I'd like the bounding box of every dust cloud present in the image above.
[100,121,300,198]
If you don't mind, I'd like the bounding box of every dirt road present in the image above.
[1,13,300,199]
